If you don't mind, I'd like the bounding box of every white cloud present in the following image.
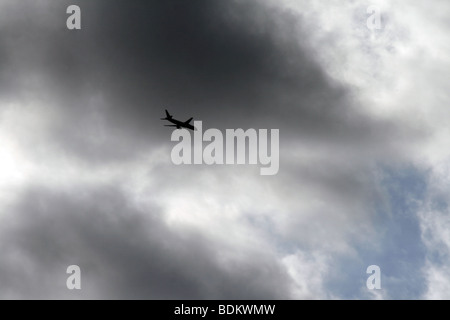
[282,251,330,299]
[419,207,450,299]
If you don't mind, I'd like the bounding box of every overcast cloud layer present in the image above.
[0,0,450,299]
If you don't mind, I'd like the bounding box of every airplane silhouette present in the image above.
[161,109,195,130]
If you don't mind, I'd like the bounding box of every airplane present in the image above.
[161,109,195,130]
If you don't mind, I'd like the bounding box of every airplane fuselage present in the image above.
[162,109,195,130]
[167,118,195,130]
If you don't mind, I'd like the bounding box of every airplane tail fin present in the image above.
[184,117,193,124]
[161,109,173,120]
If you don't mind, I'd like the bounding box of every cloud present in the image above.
[0,185,293,299]
[1,0,417,161]
[1,0,450,299]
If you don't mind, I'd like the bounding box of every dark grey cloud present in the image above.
[0,0,421,165]
[0,0,441,300]
[0,185,290,299]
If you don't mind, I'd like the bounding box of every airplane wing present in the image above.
[184,117,193,124]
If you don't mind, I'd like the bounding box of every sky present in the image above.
[0,0,450,299]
